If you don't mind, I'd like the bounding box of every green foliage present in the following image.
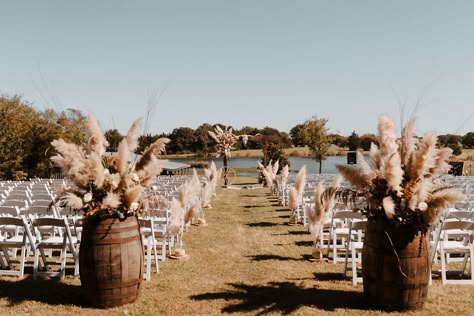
[289,123,305,147]
[168,127,197,154]
[104,129,123,152]
[262,143,291,172]
[359,133,378,151]
[0,95,88,179]
[448,143,463,156]
[300,116,332,174]
[462,132,474,148]
[347,131,360,151]
[329,133,348,148]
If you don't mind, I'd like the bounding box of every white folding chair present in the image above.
[328,210,364,263]
[343,220,367,285]
[0,216,36,278]
[32,217,79,279]
[139,218,159,281]
[432,220,474,285]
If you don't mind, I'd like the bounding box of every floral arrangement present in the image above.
[340,115,466,231]
[208,125,238,158]
[50,114,169,219]
[311,114,465,235]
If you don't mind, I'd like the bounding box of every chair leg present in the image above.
[352,246,357,286]
[343,241,349,277]
[441,248,447,285]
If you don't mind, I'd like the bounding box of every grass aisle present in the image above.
[1,177,473,315]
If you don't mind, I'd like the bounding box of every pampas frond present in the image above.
[102,192,121,209]
[137,158,166,185]
[280,165,289,190]
[400,117,417,168]
[168,197,184,235]
[336,164,372,190]
[88,152,105,188]
[136,137,170,171]
[125,117,142,153]
[382,196,396,219]
[116,138,129,174]
[295,165,306,197]
[87,113,108,157]
[426,187,466,211]
[201,182,213,208]
[288,187,298,210]
[125,186,143,207]
[60,192,84,209]
[184,201,200,224]
[369,142,381,170]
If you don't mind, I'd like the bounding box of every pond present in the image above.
[169,155,352,176]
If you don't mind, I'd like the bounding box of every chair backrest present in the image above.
[0,215,36,251]
[0,206,20,217]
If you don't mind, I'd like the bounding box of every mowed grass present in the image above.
[1,176,473,315]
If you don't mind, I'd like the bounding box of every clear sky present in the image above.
[1,1,473,136]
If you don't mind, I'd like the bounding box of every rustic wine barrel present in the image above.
[362,219,430,311]
[79,216,144,308]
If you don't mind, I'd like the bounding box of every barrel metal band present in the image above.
[92,234,141,244]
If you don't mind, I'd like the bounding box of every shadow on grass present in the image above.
[190,281,370,314]
[314,272,346,281]
[288,230,310,235]
[248,254,301,261]
[278,215,290,219]
[275,209,289,212]
[247,222,278,227]
[295,240,313,247]
[0,276,84,307]
[240,194,259,198]
[243,205,264,209]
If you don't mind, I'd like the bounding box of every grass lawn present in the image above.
[1,176,473,315]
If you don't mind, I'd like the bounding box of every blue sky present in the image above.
[1,1,473,136]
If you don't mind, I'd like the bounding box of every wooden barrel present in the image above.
[79,216,144,308]
[362,219,430,311]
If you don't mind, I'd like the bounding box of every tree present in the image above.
[360,133,378,151]
[168,127,196,154]
[263,143,291,172]
[347,131,361,151]
[0,95,39,179]
[301,116,332,174]
[289,124,305,147]
[104,129,123,152]
[462,132,474,148]
[438,134,462,147]
[329,133,348,148]
[193,123,213,156]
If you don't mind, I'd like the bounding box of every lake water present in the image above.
[170,156,350,175]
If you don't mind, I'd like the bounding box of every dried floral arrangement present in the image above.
[310,114,465,235]
[208,125,238,158]
[50,114,169,219]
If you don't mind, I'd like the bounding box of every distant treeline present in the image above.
[1,94,473,180]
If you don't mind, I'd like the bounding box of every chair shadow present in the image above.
[248,254,302,261]
[0,276,84,307]
[288,230,310,235]
[190,281,371,314]
[295,240,313,247]
[275,209,289,212]
[247,222,278,227]
[314,272,347,281]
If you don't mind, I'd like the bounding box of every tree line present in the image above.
[1,95,473,179]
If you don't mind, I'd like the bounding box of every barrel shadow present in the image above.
[190,281,371,313]
[0,276,83,307]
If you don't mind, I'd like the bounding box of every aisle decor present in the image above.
[50,113,169,308]
[310,114,465,310]
[208,125,238,185]
[288,165,306,225]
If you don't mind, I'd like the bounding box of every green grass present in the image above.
[1,176,473,315]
